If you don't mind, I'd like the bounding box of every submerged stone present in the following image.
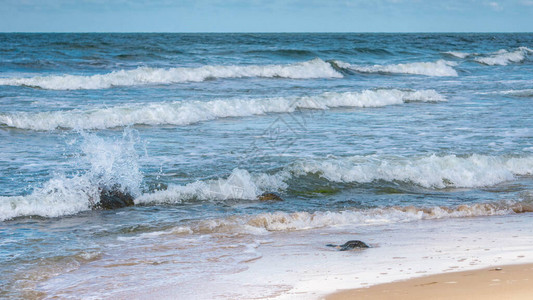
[258,192,284,201]
[327,240,370,251]
[97,186,135,210]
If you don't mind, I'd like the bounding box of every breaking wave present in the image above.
[479,89,533,97]
[0,58,342,90]
[2,152,532,221]
[287,154,533,189]
[123,200,533,236]
[443,47,532,66]
[0,130,142,221]
[0,89,445,130]
[333,59,458,77]
[474,47,532,66]
[136,168,288,204]
[137,154,533,205]
[229,201,533,233]
[443,51,471,59]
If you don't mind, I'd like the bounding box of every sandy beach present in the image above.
[327,263,533,300]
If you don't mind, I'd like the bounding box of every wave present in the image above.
[137,168,288,204]
[442,47,532,66]
[499,89,533,97]
[443,51,471,59]
[333,60,458,77]
[2,152,532,221]
[474,47,532,66]
[352,47,393,55]
[0,175,97,222]
[479,89,533,97]
[232,201,533,233]
[137,154,533,205]
[244,49,316,57]
[0,131,142,221]
[288,154,533,188]
[0,89,445,130]
[122,200,533,237]
[0,58,342,90]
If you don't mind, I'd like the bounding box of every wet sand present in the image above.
[327,263,533,300]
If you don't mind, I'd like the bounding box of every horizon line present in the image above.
[1,31,533,34]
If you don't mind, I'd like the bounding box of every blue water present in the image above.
[1,33,532,298]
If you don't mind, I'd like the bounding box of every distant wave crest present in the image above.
[477,89,533,98]
[443,51,471,59]
[333,60,459,77]
[474,47,532,66]
[0,58,342,90]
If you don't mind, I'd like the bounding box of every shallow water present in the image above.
[1,33,532,298]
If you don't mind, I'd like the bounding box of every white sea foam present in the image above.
[482,89,533,97]
[234,213,533,300]
[0,131,142,221]
[0,176,96,222]
[3,153,531,221]
[238,202,525,232]
[334,60,458,77]
[143,200,530,235]
[289,154,533,188]
[0,89,445,131]
[474,47,533,66]
[0,58,342,90]
[444,51,471,59]
[138,154,533,206]
[135,168,289,205]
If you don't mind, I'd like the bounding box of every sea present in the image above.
[1,33,532,299]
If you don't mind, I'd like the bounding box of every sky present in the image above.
[0,0,532,32]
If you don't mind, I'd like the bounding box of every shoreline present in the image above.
[326,263,533,300]
[129,213,533,299]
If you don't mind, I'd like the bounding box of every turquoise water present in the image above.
[1,33,532,298]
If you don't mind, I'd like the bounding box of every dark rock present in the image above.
[258,192,283,201]
[97,186,135,209]
[327,240,370,251]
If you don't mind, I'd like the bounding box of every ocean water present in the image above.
[1,33,532,299]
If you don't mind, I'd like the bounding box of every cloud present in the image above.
[521,0,533,6]
[1,0,182,11]
[487,1,503,11]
